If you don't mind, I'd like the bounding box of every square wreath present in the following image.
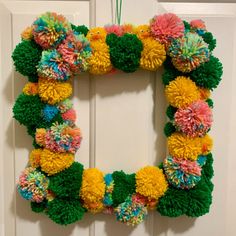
[13,12,222,226]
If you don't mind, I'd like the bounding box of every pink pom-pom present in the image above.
[175,100,213,137]
[150,13,184,45]
[61,108,77,124]
[104,24,123,36]
[190,19,206,30]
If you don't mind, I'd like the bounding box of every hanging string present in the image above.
[115,0,123,25]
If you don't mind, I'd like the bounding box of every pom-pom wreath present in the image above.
[48,162,84,198]
[167,132,202,161]
[112,171,136,207]
[40,149,74,175]
[37,50,72,81]
[164,122,176,137]
[36,123,82,153]
[12,40,42,82]
[166,105,177,120]
[135,166,168,200]
[135,25,166,71]
[32,12,71,49]
[163,156,202,189]
[201,134,213,155]
[107,33,143,72]
[38,78,72,105]
[71,24,89,36]
[168,32,210,73]
[174,100,213,137]
[29,149,43,168]
[47,198,85,225]
[23,82,38,96]
[31,201,47,213]
[165,76,200,108]
[190,56,223,90]
[43,105,59,122]
[150,13,184,45]
[80,168,106,213]
[115,194,148,226]
[21,26,34,40]
[103,174,114,207]
[13,94,44,126]
[61,108,77,125]
[57,33,92,74]
[86,27,112,75]
[17,167,49,203]
[202,32,216,52]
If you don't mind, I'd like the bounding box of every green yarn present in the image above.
[48,162,84,198]
[47,198,85,225]
[164,122,176,137]
[157,187,189,217]
[202,32,216,52]
[31,201,47,213]
[112,171,136,207]
[106,33,143,72]
[71,24,89,36]
[166,105,177,120]
[183,20,191,32]
[206,98,214,108]
[13,94,44,127]
[202,153,214,180]
[12,40,42,82]
[190,56,223,90]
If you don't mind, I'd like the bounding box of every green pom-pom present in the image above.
[13,94,44,126]
[202,32,216,51]
[157,187,189,217]
[112,171,136,207]
[190,56,223,90]
[158,162,164,169]
[12,40,42,82]
[183,20,191,32]
[202,153,214,180]
[107,33,143,72]
[47,198,85,225]
[49,162,84,198]
[206,98,214,108]
[166,105,177,120]
[71,24,89,36]
[164,122,176,137]
[31,201,47,213]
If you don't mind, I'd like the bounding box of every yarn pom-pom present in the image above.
[37,50,72,81]
[150,13,184,45]
[202,32,216,52]
[80,168,106,213]
[31,201,47,213]
[29,148,43,168]
[135,166,168,200]
[164,122,176,137]
[190,19,206,35]
[168,32,210,73]
[167,132,202,161]
[112,171,136,207]
[23,82,38,96]
[174,100,213,137]
[17,167,49,203]
[190,55,223,90]
[61,108,77,125]
[202,153,214,180]
[12,40,42,82]
[47,198,85,225]
[71,24,89,36]
[166,105,177,120]
[58,98,73,113]
[48,162,84,198]
[32,12,71,49]
[107,33,143,72]
[163,156,202,189]
[103,174,114,207]
[43,105,59,122]
[21,26,34,40]
[115,194,148,226]
[104,24,123,36]
[165,76,200,108]
[201,134,213,155]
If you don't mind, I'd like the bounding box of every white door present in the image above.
[0,1,236,236]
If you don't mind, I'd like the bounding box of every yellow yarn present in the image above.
[136,166,168,200]
[23,82,38,95]
[38,78,72,105]
[21,26,33,40]
[201,134,213,155]
[199,87,211,100]
[40,149,74,175]
[87,27,112,75]
[80,168,105,213]
[168,132,202,161]
[135,25,166,71]
[35,128,47,146]
[165,76,201,108]
[29,149,42,168]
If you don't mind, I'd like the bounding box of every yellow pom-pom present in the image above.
[167,132,202,161]
[21,26,33,40]
[29,149,42,168]
[23,82,38,95]
[201,134,213,155]
[35,128,47,146]
[38,78,72,105]
[136,166,168,200]
[87,27,107,42]
[199,87,211,100]
[165,76,200,108]
[40,149,74,175]
[80,168,105,213]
